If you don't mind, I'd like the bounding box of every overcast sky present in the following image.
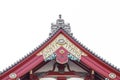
[0,0,120,72]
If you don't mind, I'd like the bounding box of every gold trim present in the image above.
[59,49,65,54]
[36,52,42,56]
[36,34,87,60]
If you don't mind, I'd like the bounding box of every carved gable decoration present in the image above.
[55,47,69,64]
[37,34,87,61]
[1,15,120,80]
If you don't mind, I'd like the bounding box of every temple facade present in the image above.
[0,15,120,80]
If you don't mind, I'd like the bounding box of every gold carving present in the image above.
[59,49,65,54]
[37,34,87,60]
[57,39,66,45]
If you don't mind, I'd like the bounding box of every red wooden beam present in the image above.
[41,71,82,78]
[71,60,90,72]
[57,77,66,80]
[81,56,120,80]
[1,55,44,80]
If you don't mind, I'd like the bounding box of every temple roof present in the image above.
[0,15,120,80]
[1,15,120,73]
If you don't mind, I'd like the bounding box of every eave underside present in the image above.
[20,60,105,80]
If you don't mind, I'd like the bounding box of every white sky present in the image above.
[0,0,120,72]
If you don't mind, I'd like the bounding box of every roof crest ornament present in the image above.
[50,14,72,36]
[59,14,62,19]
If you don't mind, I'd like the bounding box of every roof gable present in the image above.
[36,33,87,60]
[0,15,120,80]
[1,29,120,80]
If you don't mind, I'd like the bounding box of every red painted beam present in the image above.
[81,56,120,80]
[17,55,44,77]
[42,71,80,78]
[1,55,44,80]
[57,77,66,80]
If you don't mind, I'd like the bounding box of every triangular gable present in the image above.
[1,29,120,80]
[1,15,120,80]
[36,34,87,60]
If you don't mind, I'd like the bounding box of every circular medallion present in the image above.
[57,39,65,45]
[59,49,65,54]
[9,73,17,79]
[109,73,116,79]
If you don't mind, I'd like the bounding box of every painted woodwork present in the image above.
[55,47,69,64]
[0,16,120,80]
[1,30,120,80]
[37,34,87,60]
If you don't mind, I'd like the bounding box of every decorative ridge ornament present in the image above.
[50,14,72,36]
[59,14,62,19]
